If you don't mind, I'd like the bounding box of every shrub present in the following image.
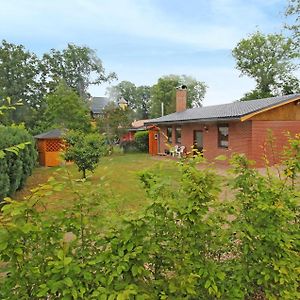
[120,140,139,153]
[134,130,149,152]
[0,135,299,299]
[0,125,37,201]
[64,131,108,178]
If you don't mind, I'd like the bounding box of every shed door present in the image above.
[149,130,158,155]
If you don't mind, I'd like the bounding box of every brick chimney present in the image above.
[176,85,187,112]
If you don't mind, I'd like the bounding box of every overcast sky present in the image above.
[0,0,293,105]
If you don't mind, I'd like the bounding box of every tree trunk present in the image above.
[82,169,86,179]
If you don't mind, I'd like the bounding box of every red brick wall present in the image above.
[251,121,300,167]
[156,120,300,167]
[203,121,252,162]
[157,121,252,159]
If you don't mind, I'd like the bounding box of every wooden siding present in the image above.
[246,100,300,121]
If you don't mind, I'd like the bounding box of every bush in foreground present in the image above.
[0,134,299,299]
[0,125,37,201]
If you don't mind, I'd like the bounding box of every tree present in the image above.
[44,81,91,132]
[42,44,117,99]
[64,131,106,179]
[0,40,43,123]
[233,31,300,100]
[96,102,132,145]
[107,81,137,109]
[150,75,207,118]
[136,85,151,119]
[107,81,151,119]
[285,0,300,47]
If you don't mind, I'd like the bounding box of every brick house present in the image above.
[146,86,300,167]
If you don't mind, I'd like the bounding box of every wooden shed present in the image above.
[35,129,65,167]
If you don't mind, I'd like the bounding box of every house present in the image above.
[122,119,149,142]
[146,86,300,167]
[90,96,110,118]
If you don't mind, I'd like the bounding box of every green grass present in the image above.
[15,153,179,222]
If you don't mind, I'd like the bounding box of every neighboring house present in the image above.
[90,96,110,118]
[146,86,300,167]
[122,119,149,142]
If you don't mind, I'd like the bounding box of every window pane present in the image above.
[218,124,229,148]
[175,127,181,144]
[167,127,172,143]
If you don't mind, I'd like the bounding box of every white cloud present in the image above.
[0,0,285,50]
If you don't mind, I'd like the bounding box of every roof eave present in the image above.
[240,96,300,122]
[146,116,241,125]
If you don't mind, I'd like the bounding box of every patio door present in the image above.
[193,130,203,152]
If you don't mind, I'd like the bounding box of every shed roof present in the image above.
[34,129,65,139]
[145,94,300,125]
[90,97,110,114]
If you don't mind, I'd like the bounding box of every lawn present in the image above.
[15,153,180,225]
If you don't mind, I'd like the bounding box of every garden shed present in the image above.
[35,129,65,167]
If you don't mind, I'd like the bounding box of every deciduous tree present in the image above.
[0,40,43,123]
[64,131,106,179]
[96,102,132,145]
[233,31,300,100]
[44,81,91,132]
[42,44,117,99]
[285,0,300,47]
[150,75,207,117]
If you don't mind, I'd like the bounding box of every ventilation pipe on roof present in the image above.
[161,102,164,116]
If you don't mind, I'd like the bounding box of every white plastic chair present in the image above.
[176,145,185,157]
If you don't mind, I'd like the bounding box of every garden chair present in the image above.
[170,145,179,157]
[176,145,185,158]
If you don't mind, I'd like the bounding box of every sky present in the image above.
[0,0,293,106]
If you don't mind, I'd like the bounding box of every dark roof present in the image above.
[146,94,300,125]
[90,97,110,114]
[34,129,65,139]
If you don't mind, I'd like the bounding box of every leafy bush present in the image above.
[64,131,108,178]
[0,125,37,201]
[120,140,140,153]
[134,131,149,152]
[0,135,299,299]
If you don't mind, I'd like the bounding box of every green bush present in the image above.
[64,131,108,178]
[0,125,37,201]
[120,140,140,153]
[0,135,299,299]
[134,130,149,152]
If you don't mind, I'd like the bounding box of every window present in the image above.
[175,127,181,144]
[218,124,229,148]
[167,127,172,143]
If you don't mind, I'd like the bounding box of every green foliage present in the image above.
[150,74,207,117]
[107,81,151,119]
[96,102,132,145]
[0,125,37,200]
[120,140,140,153]
[285,0,300,48]
[134,131,149,152]
[42,44,117,99]
[0,136,299,299]
[0,40,43,124]
[233,31,300,100]
[64,131,107,178]
[44,81,91,132]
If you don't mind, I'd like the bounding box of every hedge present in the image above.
[134,130,149,152]
[0,125,37,200]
